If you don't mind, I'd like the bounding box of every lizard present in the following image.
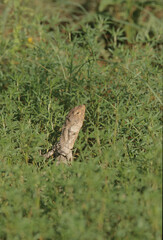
[43,105,85,165]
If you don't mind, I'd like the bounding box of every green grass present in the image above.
[0,0,162,239]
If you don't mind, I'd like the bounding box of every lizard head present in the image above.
[66,105,85,126]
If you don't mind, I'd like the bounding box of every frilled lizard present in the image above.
[43,105,85,165]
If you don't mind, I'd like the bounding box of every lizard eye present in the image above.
[76,111,80,115]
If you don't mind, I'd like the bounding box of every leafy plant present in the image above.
[0,0,162,239]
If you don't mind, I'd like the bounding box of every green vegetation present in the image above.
[0,0,162,239]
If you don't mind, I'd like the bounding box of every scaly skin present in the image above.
[43,105,85,165]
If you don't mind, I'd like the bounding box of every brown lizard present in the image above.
[43,105,85,165]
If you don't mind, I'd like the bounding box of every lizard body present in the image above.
[43,105,85,164]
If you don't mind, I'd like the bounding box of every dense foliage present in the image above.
[0,0,162,239]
